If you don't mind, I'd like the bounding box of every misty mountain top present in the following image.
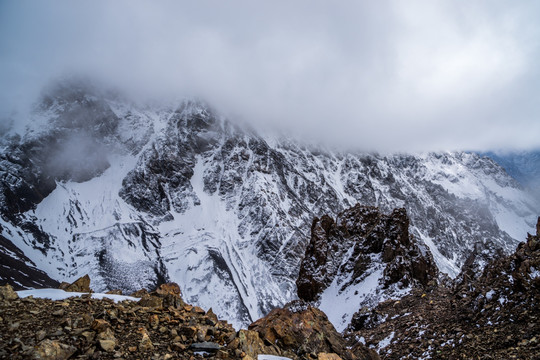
[2,1,540,152]
[3,77,540,161]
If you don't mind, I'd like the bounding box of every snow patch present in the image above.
[378,331,395,350]
[418,232,460,278]
[318,262,384,332]
[17,288,138,303]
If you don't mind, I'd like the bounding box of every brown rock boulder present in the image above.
[153,282,184,308]
[0,283,19,300]
[57,282,70,290]
[64,274,91,293]
[138,295,163,308]
[234,329,281,358]
[138,327,154,352]
[98,339,116,352]
[248,301,379,360]
[91,319,110,333]
[155,282,181,297]
[31,339,76,360]
[130,288,148,297]
[105,289,122,295]
[318,354,343,360]
[137,282,184,309]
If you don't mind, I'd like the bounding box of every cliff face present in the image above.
[296,205,438,330]
[0,234,59,290]
[344,217,540,359]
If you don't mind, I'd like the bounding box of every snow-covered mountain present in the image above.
[480,150,540,199]
[0,81,538,329]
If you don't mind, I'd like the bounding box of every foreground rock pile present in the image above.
[345,217,540,359]
[0,280,375,359]
[248,301,378,360]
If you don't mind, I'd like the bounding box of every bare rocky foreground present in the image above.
[0,280,378,360]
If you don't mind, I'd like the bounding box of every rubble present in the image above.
[0,281,373,359]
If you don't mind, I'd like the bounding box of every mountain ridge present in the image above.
[0,81,538,329]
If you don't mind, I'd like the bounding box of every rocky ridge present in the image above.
[344,217,540,359]
[1,207,539,359]
[0,277,376,360]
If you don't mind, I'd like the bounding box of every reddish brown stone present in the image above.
[249,301,379,360]
[64,274,91,293]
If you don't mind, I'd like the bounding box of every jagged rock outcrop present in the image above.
[295,205,438,330]
[64,274,91,293]
[137,282,185,309]
[345,217,540,359]
[297,205,438,302]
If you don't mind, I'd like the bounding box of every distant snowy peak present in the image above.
[0,82,538,330]
[480,150,540,196]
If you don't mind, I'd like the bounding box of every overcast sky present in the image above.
[1,0,539,151]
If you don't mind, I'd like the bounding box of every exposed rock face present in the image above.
[345,217,540,359]
[0,234,60,290]
[0,81,120,220]
[296,205,438,330]
[297,205,438,302]
[248,300,379,360]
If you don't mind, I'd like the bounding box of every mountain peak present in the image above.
[0,84,538,330]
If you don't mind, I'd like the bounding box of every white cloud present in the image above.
[1,0,539,151]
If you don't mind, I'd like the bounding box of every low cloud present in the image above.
[1,0,539,152]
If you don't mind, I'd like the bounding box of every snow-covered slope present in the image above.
[480,150,540,200]
[0,82,538,329]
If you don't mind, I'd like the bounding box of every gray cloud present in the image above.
[1,0,539,151]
